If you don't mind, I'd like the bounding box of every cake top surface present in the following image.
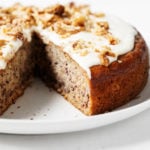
[0,3,137,77]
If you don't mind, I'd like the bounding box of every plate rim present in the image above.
[0,0,149,135]
[0,97,150,134]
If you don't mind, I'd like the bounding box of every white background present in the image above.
[0,0,150,149]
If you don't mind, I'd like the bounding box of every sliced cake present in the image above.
[0,3,149,115]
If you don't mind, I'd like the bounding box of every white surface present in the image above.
[0,0,149,135]
[0,0,150,149]
[0,75,150,134]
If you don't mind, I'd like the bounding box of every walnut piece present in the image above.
[73,15,86,26]
[0,40,6,47]
[98,46,116,66]
[105,33,119,45]
[72,40,92,56]
[47,4,65,16]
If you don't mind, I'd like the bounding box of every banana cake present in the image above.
[0,3,149,115]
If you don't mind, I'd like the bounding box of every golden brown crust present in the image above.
[89,34,149,115]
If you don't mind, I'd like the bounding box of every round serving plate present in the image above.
[0,0,150,135]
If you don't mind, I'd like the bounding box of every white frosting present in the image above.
[38,15,137,77]
[106,15,137,55]
[0,14,137,78]
[2,39,22,58]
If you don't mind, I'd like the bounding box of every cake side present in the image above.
[36,33,149,115]
[89,34,149,115]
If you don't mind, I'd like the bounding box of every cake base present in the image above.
[89,34,149,114]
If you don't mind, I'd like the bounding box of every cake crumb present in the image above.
[17,106,21,109]
[33,113,36,116]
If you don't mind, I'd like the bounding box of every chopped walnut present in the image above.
[24,15,37,27]
[105,33,119,45]
[73,40,84,49]
[98,46,116,66]
[54,22,83,38]
[97,21,109,30]
[54,5,65,16]
[93,12,105,18]
[0,51,2,56]
[46,4,65,16]
[0,40,6,47]
[92,21,109,36]
[80,49,89,56]
[99,54,110,66]
[101,46,116,57]
[72,40,92,50]
[73,15,86,26]
[72,40,92,56]
[94,49,101,53]
[15,32,24,41]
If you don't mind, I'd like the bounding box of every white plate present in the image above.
[0,74,150,134]
[0,75,150,134]
[0,0,150,135]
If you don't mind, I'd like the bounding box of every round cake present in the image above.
[0,3,149,115]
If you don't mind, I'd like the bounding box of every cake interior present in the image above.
[0,41,34,114]
[0,33,91,115]
[33,33,91,115]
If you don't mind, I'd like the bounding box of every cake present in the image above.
[0,3,149,115]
